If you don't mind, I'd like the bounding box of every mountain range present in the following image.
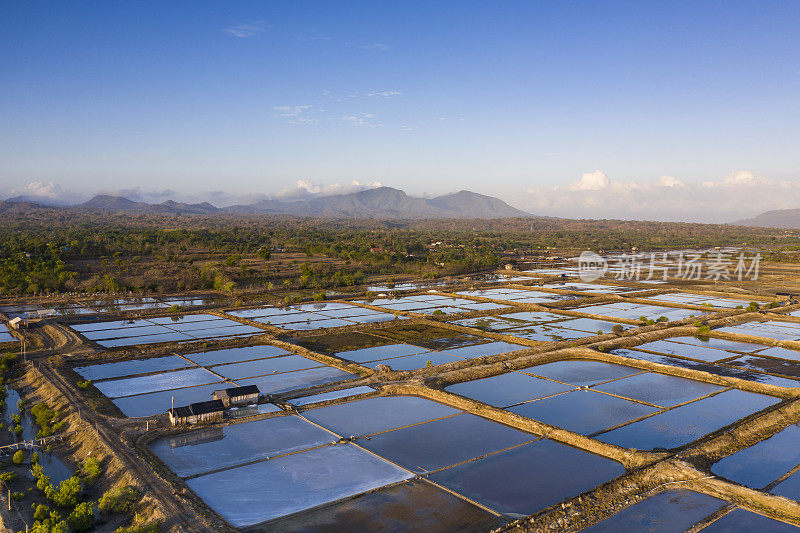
[734,209,800,229]
[3,187,532,219]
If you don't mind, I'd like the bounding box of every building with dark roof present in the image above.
[168,399,225,426]
[212,385,260,407]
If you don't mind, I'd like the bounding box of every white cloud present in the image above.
[520,170,800,223]
[657,175,685,188]
[566,170,609,191]
[277,179,383,200]
[361,43,390,50]
[366,90,401,98]
[222,21,268,38]
[8,181,83,205]
[341,113,381,127]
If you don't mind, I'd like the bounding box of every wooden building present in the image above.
[212,385,260,407]
[168,400,225,426]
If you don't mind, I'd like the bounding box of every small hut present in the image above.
[168,400,225,426]
[212,385,260,407]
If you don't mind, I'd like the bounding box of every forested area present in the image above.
[0,206,797,296]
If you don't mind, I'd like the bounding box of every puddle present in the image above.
[302,396,459,437]
[712,423,800,489]
[729,355,800,378]
[592,372,722,407]
[359,413,536,472]
[610,349,800,387]
[440,341,523,359]
[522,360,640,387]
[150,415,337,477]
[257,479,505,533]
[508,390,657,435]
[597,389,779,450]
[634,340,731,362]
[186,443,413,527]
[429,439,623,517]
[445,373,574,407]
[582,490,725,532]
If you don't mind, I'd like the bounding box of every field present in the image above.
[2,215,800,531]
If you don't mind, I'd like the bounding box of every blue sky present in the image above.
[2,1,799,220]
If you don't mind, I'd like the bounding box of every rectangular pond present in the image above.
[150,415,337,477]
[302,396,460,437]
[183,345,290,366]
[360,413,537,473]
[445,372,574,408]
[596,389,779,450]
[583,490,725,532]
[94,367,222,398]
[75,355,196,381]
[186,443,413,527]
[712,423,800,489]
[429,439,624,517]
[508,390,657,435]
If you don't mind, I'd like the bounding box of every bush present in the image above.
[12,450,24,464]
[82,457,102,483]
[697,325,711,335]
[67,501,95,531]
[656,316,668,322]
[50,476,82,507]
[11,491,24,500]
[432,309,444,316]
[313,292,326,302]
[611,324,624,335]
[0,471,16,483]
[99,486,140,515]
[115,522,161,533]
[76,380,92,390]
[747,302,760,312]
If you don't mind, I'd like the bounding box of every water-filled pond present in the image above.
[186,443,413,527]
[359,413,537,472]
[712,423,800,489]
[150,415,337,477]
[302,396,459,437]
[596,389,779,450]
[445,372,574,407]
[591,372,722,407]
[429,439,624,517]
[582,490,725,532]
[508,390,657,435]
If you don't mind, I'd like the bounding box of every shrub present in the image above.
[50,476,82,507]
[432,309,444,316]
[769,301,780,309]
[99,486,140,515]
[656,316,668,322]
[424,360,433,368]
[313,292,325,302]
[0,471,16,482]
[82,457,102,483]
[115,522,161,533]
[76,380,92,390]
[611,324,624,335]
[646,319,655,325]
[697,325,711,335]
[638,315,647,323]
[747,302,760,312]
[12,450,24,464]
[68,501,95,531]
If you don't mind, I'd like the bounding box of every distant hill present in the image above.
[8,187,531,219]
[733,209,800,229]
[80,195,219,215]
[226,187,531,219]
